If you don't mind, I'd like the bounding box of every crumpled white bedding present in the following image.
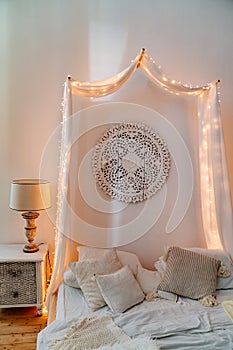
[37,285,233,350]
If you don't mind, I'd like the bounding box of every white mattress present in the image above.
[38,284,233,349]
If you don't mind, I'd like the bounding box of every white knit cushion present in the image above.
[77,246,141,275]
[69,250,121,311]
[136,266,161,294]
[63,268,80,288]
[157,246,221,299]
[95,265,145,313]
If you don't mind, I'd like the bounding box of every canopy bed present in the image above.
[37,49,233,349]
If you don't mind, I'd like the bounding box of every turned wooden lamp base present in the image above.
[22,212,40,253]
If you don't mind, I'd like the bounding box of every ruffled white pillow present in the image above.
[136,265,161,294]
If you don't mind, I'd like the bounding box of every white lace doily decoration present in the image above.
[92,123,170,203]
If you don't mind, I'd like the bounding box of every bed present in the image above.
[37,246,233,350]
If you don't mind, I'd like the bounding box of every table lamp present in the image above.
[10,179,51,253]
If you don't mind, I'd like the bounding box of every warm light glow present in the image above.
[47,49,231,314]
[42,305,48,314]
[63,56,224,250]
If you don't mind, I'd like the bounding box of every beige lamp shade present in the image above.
[10,179,51,211]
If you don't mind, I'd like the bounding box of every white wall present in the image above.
[1,0,233,267]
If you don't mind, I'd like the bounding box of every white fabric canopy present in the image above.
[198,85,233,255]
[46,49,233,311]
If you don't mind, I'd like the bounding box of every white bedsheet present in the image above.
[37,285,233,349]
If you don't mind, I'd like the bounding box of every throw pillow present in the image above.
[69,250,122,311]
[95,265,145,313]
[77,246,142,275]
[157,246,221,299]
[136,265,161,294]
[63,268,80,289]
[154,247,232,290]
[189,248,232,289]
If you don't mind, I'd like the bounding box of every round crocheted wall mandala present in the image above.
[92,123,170,203]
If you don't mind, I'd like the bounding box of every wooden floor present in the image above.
[0,307,47,350]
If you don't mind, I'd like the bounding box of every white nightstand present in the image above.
[0,244,48,316]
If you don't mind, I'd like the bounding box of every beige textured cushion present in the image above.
[157,246,221,299]
[77,246,142,275]
[77,246,116,260]
[136,266,161,294]
[95,265,145,313]
[69,250,121,311]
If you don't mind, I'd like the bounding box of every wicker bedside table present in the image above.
[0,244,48,316]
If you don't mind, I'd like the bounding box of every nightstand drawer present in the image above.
[0,262,37,305]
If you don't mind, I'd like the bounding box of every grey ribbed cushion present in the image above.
[157,246,221,299]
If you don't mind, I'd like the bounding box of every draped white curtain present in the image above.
[198,85,233,255]
[46,49,233,310]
